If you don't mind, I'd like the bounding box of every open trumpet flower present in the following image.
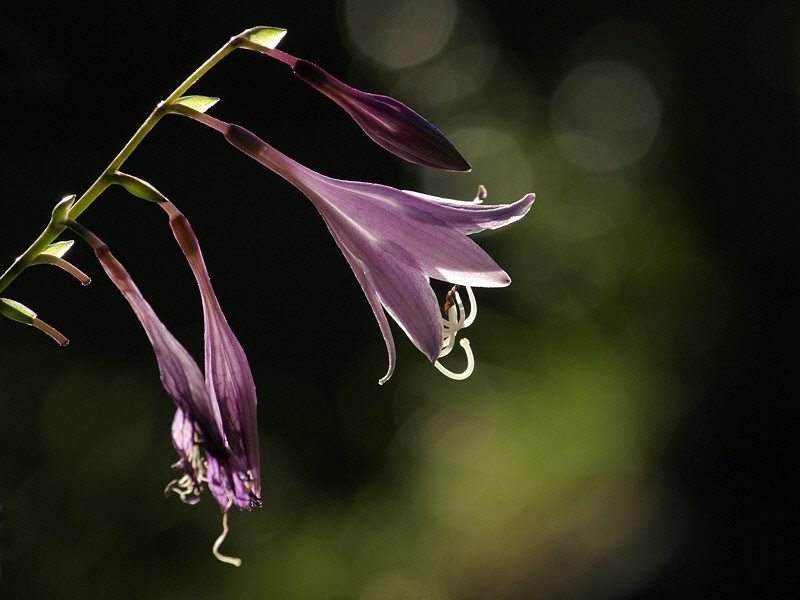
[173,106,535,382]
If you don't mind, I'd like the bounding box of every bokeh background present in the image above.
[1,1,796,598]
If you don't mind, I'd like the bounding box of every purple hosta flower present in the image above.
[175,107,535,383]
[256,47,471,172]
[66,218,260,520]
[161,201,261,513]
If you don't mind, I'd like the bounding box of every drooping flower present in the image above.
[66,218,260,519]
[252,46,471,172]
[173,106,535,383]
[161,201,261,513]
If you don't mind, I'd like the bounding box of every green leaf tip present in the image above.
[240,26,287,50]
[174,95,220,113]
[0,298,36,324]
[40,240,75,258]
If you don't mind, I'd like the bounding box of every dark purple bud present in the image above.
[260,47,470,171]
[294,59,471,171]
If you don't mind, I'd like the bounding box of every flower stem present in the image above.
[0,32,245,295]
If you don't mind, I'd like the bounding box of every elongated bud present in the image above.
[243,42,471,171]
[31,247,91,285]
[0,298,68,345]
[292,59,471,171]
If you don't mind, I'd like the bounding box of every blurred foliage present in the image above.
[2,0,792,598]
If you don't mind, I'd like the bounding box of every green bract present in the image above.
[39,240,75,258]
[110,172,167,203]
[50,194,75,227]
[240,26,287,50]
[174,95,220,113]
[0,298,36,324]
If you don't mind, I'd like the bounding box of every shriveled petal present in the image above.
[167,408,203,505]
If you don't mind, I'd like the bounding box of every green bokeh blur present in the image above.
[1,1,794,598]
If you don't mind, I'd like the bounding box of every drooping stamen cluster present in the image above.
[435,285,477,380]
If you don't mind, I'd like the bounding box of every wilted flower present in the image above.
[161,201,260,513]
[66,216,260,564]
[254,46,471,171]
[173,107,534,382]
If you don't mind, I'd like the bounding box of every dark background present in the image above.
[1,1,796,598]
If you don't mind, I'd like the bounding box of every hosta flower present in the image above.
[66,218,260,518]
[174,107,535,382]
[255,46,471,171]
[162,201,261,513]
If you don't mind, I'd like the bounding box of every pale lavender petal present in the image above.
[358,242,442,363]
[319,206,442,364]
[302,178,528,287]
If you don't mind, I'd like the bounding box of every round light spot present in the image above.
[343,0,457,69]
[551,61,661,172]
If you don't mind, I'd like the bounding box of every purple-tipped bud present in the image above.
[261,48,470,171]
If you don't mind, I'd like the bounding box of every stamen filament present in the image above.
[462,286,477,327]
[434,339,475,380]
[437,286,476,361]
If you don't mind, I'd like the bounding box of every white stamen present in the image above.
[462,286,477,327]
[434,287,477,379]
[212,510,242,567]
[434,339,475,380]
[438,287,476,356]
